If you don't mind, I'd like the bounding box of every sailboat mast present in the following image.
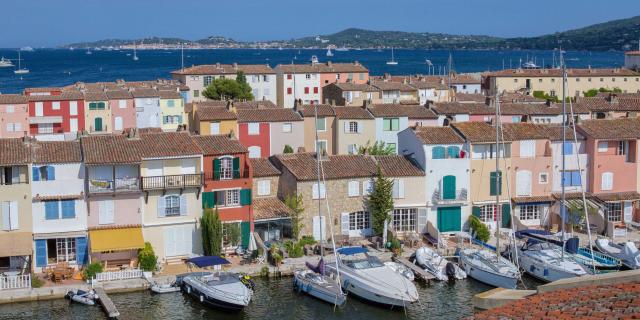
[314,104,325,259]
[181,43,184,71]
[561,50,566,261]
[495,92,501,261]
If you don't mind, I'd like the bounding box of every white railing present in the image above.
[0,274,31,290]
[94,269,143,282]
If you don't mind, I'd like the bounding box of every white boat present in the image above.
[310,55,319,64]
[384,261,415,281]
[150,282,181,294]
[0,57,14,68]
[14,50,29,74]
[458,248,519,289]
[65,289,98,306]
[516,240,587,282]
[415,247,466,281]
[335,47,349,52]
[85,49,92,55]
[20,46,34,52]
[293,267,346,306]
[326,48,333,57]
[522,61,539,69]
[386,47,398,65]
[325,247,419,307]
[133,42,139,61]
[595,239,640,269]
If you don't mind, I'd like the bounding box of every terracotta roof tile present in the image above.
[31,140,82,164]
[578,118,640,140]
[297,104,335,117]
[105,90,133,100]
[130,88,159,98]
[485,68,640,78]
[374,155,424,177]
[333,106,374,119]
[191,135,247,156]
[595,192,640,202]
[541,125,585,141]
[413,126,465,144]
[236,108,302,123]
[27,91,84,101]
[0,94,28,104]
[276,62,368,74]
[82,135,143,165]
[452,121,503,143]
[172,64,275,75]
[197,106,237,121]
[273,153,378,181]
[512,195,554,204]
[501,123,550,140]
[368,104,437,119]
[0,138,31,166]
[251,158,281,177]
[158,90,182,99]
[370,81,417,92]
[233,100,279,109]
[138,132,202,158]
[83,91,109,101]
[253,198,294,221]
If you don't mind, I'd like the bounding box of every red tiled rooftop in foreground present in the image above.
[471,282,640,320]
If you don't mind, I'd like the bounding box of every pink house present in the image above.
[0,94,29,138]
[318,61,369,87]
[106,90,136,132]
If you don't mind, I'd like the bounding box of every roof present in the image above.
[233,100,278,109]
[333,83,378,92]
[191,135,247,156]
[172,63,274,75]
[27,91,84,101]
[236,108,302,123]
[501,123,550,141]
[413,126,465,144]
[374,155,424,177]
[83,91,109,102]
[624,51,640,56]
[31,141,82,164]
[297,104,335,117]
[0,94,28,104]
[512,195,554,204]
[130,88,159,98]
[276,62,368,74]
[452,121,504,143]
[542,125,585,141]
[0,138,31,166]
[158,90,182,99]
[575,96,640,112]
[138,132,202,159]
[197,106,237,121]
[578,118,640,140]
[251,158,281,177]
[595,191,640,202]
[333,106,375,119]
[367,104,437,119]
[82,134,143,165]
[105,90,133,100]
[253,198,293,221]
[484,68,640,78]
[370,81,417,92]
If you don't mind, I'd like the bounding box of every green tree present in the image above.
[138,242,158,271]
[283,145,294,153]
[201,71,254,101]
[358,141,395,156]
[235,71,254,100]
[285,194,305,240]
[367,166,394,236]
[583,89,599,97]
[202,207,223,256]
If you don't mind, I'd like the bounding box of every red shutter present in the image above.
[287,88,292,95]
[304,87,309,94]
[313,87,318,94]
[287,74,292,80]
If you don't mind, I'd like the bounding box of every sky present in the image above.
[1,0,639,47]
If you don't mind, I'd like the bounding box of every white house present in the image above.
[276,64,321,108]
[367,104,412,154]
[132,88,161,129]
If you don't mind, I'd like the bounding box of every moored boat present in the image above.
[595,239,640,269]
[65,289,98,306]
[414,246,466,281]
[458,248,519,289]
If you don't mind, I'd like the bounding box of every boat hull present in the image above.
[182,282,247,312]
[293,272,346,306]
[460,260,518,289]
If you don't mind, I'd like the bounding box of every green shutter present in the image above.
[442,175,456,200]
[213,158,221,180]
[240,189,252,205]
[502,204,511,228]
[472,206,481,218]
[432,146,446,159]
[232,157,240,179]
[241,221,250,248]
[490,171,502,196]
[383,119,391,131]
[202,192,215,209]
[437,207,461,232]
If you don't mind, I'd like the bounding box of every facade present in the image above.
[0,95,29,138]
[84,92,112,134]
[298,104,336,155]
[192,103,237,136]
[410,80,451,104]
[106,90,136,133]
[368,104,437,154]
[159,90,186,131]
[26,91,85,137]
[236,108,304,158]
[321,83,379,106]
[276,65,321,108]
[132,89,161,129]
[171,63,276,103]
[251,158,291,242]
[333,106,376,155]
[370,81,419,104]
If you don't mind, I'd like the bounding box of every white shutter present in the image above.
[119,100,127,109]
[164,228,176,257]
[597,141,608,152]
[341,213,350,235]
[70,118,78,132]
[35,102,43,116]
[520,140,535,158]
[1,202,10,231]
[363,180,373,195]
[601,172,613,191]
[320,183,326,199]
[158,197,166,217]
[210,122,220,135]
[99,200,115,225]
[357,121,363,133]
[516,170,532,196]
[146,160,163,176]
[69,101,78,115]
[114,117,123,131]
[9,202,18,230]
[398,179,405,198]
[258,180,270,196]
[624,202,633,223]
[344,121,350,133]
[312,183,319,199]
[417,208,428,233]
[348,181,359,197]
[179,195,188,216]
[11,168,20,184]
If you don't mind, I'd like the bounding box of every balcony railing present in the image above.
[432,188,468,204]
[88,177,140,193]
[141,174,203,190]
[204,170,249,181]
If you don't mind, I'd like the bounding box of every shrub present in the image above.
[260,266,269,278]
[31,276,44,288]
[283,145,294,153]
[83,262,104,280]
[269,245,283,266]
[298,236,316,246]
[139,242,158,272]
[469,215,491,243]
[288,243,304,258]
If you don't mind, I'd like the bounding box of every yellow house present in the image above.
[193,104,238,136]
[159,91,186,132]
[84,92,113,134]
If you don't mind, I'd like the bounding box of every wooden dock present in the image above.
[94,287,120,318]
[392,256,435,282]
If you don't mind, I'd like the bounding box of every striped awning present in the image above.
[89,227,144,253]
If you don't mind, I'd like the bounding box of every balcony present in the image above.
[204,169,249,181]
[88,177,140,193]
[432,188,468,204]
[141,174,203,190]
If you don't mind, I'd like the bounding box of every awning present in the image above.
[29,116,63,124]
[89,227,145,253]
[0,232,32,257]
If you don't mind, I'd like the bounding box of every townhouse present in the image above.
[132,88,161,129]
[236,108,303,158]
[171,63,276,103]
[193,135,253,251]
[159,90,186,131]
[576,94,640,120]
[333,106,376,155]
[321,83,379,106]
[31,140,88,272]
[250,158,292,242]
[26,91,85,137]
[370,81,419,104]
[106,90,136,133]
[367,104,438,153]
[0,139,33,273]
[298,104,336,155]
[83,92,112,134]
[410,79,450,104]
[192,103,237,135]
[0,95,29,138]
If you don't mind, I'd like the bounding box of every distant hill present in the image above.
[62,15,640,51]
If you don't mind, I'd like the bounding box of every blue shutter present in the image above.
[432,146,446,159]
[179,195,187,216]
[178,115,183,124]
[47,166,55,180]
[35,239,47,267]
[571,171,581,186]
[45,201,59,220]
[563,142,573,155]
[447,146,460,158]
[157,197,166,217]
[32,167,40,181]
[61,200,75,219]
[76,237,87,265]
[562,171,571,187]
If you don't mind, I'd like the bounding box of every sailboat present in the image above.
[14,50,29,74]
[133,42,139,61]
[326,47,333,57]
[85,48,92,55]
[458,92,520,289]
[386,47,398,65]
[293,104,346,307]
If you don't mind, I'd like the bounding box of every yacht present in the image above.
[522,60,539,69]
[133,42,139,61]
[386,47,398,65]
[0,57,14,68]
[595,239,640,269]
[325,247,419,307]
[14,50,29,74]
[20,46,34,52]
[415,246,466,281]
[459,248,520,289]
[515,239,587,282]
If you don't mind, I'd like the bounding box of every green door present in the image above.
[437,206,461,232]
[502,204,511,228]
[241,221,250,249]
[442,175,456,200]
[94,117,103,132]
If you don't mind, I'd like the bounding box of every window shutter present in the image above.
[563,142,573,155]
[61,200,76,219]
[202,192,215,209]
[240,189,252,205]
[392,179,399,198]
[213,158,221,180]
[432,146,445,159]
[417,208,428,233]
[571,172,581,186]
[601,172,613,190]
[241,221,250,248]
[47,166,55,180]
[562,171,570,187]
[320,183,326,199]
[45,201,59,220]
[490,171,502,196]
[344,121,350,133]
[32,167,40,181]
[442,175,456,200]
[312,183,319,199]
[180,195,188,216]
[35,239,47,267]
[341,213,350,235]
[398,179,405,198]
[76,237,87,265]
[447,146,460,158]
[357,121,363,133]
[472,206,481,218]
[502,204,511,228]
[157,197,166,217]
[233,157,240,178]
[624,202,633,222]
[1,202,9,230]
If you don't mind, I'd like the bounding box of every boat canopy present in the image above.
[337,247,368,255]
[187,256,230,268]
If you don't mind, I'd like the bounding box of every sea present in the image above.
[0,48,626,94]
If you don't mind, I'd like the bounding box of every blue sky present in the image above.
[2,0,639,47]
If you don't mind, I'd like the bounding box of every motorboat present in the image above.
[150,281,181,294]
[458,248,519,289]
[575,247,621,272]
[515,239,587,282]
[0,57,14,68]
[522,61,539,69]
[384,261,415,281]
[414,247,466,281]
[179,256,253,311]
[65,289,98,306]
[325,247,419,307]
[595,238,640,269]
[293,263,346,307]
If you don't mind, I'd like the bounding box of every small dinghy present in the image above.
[65,289,98,306]
[294,258,346,307]
[595,239,640,269]
[151,281,181,294]
[575,247,621,273]
[384,261,415,281]
[415,247,466,281]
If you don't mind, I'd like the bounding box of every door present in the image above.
[94,117,103,132]
[437,206,461,232]
[516,170,532,196]
[114,116,123,131]
[69,118,78,132]
[442,175,456,200]
[312,216,326,241]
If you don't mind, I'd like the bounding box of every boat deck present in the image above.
[392,256,435,282]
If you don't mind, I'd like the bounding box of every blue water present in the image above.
[0,48,624,94]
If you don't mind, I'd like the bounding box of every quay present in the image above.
[94,287,119,318]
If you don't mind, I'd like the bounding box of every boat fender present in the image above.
[186,285,191,294]
[445,262,456,280]
[200,295,204,303]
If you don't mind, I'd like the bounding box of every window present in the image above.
[313,87,319,94]
[490,171,502,196]
[432,146,446,159]
[598,141,608,152]
[1,201,19,230]
[305,74,311,80]
[44,200,74,220]
[382,118,400,131]
[49,238,76,264]
[601,172,613,191]
[539,172,548,184]
[194,90,200,98]
[52,102,60,110]
[248,146,261,158]
[164,195,181,216]
[472,144,510,159]
[89,102,106,110]
[98,200,114,225]
[304,87,309,94]
[392,208,416,232]
[203,76,213,87]
[257,180,271,196]
[5,105,14,113]
[312,183,326,199]
[210,122,220,135]
[617,141,628,155]
[513,79,518,83]
[316,117,326,131]
[287,74,292,80]
[359,73,365,80]
[520,140,535,158]
[36,165,55,181]
[519,205,540,221]
[211,189,242,207]
[263,75,269,82]
[167,100,175,107]
[119,100,127,109]
[38,123,53,134]
[316,140,328,155]
[538,79,543,83]
[347,121,358,133]
[336,73,341,80]
[479,204,497,223]
[35,102,43,116]
[348,144,358,154]
[392,179,405,199]
[606,202,622,222]
[362,180,373,195]
[222,222,242,248]
[349,211,370,230]
[282,123,292,133]
[287,87,293,95]
[252,89,259,98]
[563,142,574,155]
[248,123,260,135]
[226,189,240,206]
[220,157,233,180]
[348,181,360,197]
[562,170,582,187]
[264,88,271,96]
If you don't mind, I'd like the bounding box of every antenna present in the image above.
[181,43,184,71]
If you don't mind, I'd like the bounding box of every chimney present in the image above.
[233,62,238,70]
[485,96,492,106]
[362,100,370,110]
[545,99,552,107]
[297,146,306,153]
[327,61,332,67]
[226,100,232,110]
[610,93,618,104]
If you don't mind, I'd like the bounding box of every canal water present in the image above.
[0,276,513,320]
